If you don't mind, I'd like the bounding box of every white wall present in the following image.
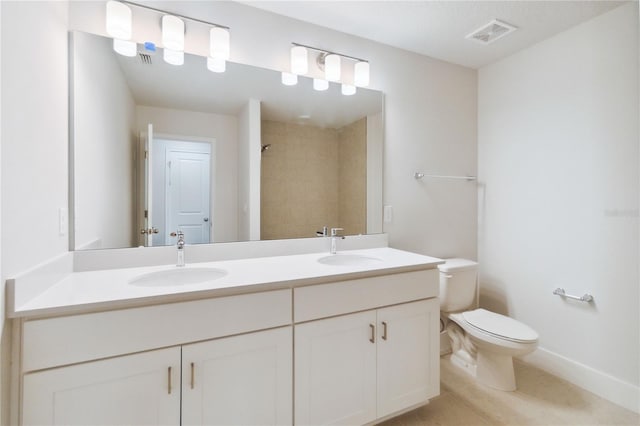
[73,32,136,250]
[0,1,69,422]
[237,99,261,241]
[478,3,639,412]
[136,105,239,243]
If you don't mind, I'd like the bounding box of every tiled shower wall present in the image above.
[261,118,366,240]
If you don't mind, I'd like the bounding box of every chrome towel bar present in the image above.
[553,288,594,303]
[414,172,477,181]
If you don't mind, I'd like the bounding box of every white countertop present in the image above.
[10,248,443,319]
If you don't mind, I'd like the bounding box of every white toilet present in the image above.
[438,258,538,391]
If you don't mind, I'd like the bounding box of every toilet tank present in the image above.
[438,258,478,312]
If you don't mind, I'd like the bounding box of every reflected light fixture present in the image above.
[291,45,308,75]
[354,61,370,87]
[324,54,341,82]
[163,48,184,66]
[313,78,329,91]
[106,1,132,40]
[281,72,298,86]
[207,56,226,73]
[341,84,356,96]
[162,15,185,51]
[113,39,137,57]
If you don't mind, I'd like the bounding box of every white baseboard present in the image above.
[522,347,639,414]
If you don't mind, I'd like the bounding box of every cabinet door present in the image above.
[295,310,377,425]
[376,299,440,418]
[181,327,292,426]
[22,347,181,426]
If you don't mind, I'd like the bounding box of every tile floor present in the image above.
[381,357,639,426]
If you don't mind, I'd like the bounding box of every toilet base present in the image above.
[476,351,516,391]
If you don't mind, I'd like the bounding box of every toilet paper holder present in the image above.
[553,288,594,303]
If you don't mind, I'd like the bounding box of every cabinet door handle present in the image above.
[369,323,376,343]
[382,321,388,341]
[167,366,172,394]
[190,362,195,389]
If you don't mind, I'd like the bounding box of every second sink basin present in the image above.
[317,254,383,266]
[129,267,228,287]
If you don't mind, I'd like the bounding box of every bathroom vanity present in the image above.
[8,244,442,425]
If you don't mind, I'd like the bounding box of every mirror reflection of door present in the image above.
[164,148,211,245]
[141,131,213,247]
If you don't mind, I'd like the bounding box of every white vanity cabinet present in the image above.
[22,327,292,426]
[23,347,181,426]
[181,327,292,426]
[293,270,440,425]
[18,289,293,426]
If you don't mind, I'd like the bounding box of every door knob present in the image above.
[141,228,159,234]
[204,218,209,222]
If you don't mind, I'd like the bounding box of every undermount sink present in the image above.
[317,254,383,266]
[129,267,228,287]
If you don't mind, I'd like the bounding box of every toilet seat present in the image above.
[461,309,538,343]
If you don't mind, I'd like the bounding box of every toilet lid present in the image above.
[462,309,538,342]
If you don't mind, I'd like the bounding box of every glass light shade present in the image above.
[341,84,356,96]
[325,54,341,82]
[290,46,308,75]
[354,61,370,87]
[207,57,226,73]
[313,78,329,91]
[162,15,184,51]
[210,27,230,60]
[113,39,137,57]
[281,72,298,86]
[106,1,132,40]
[163,48,184,66]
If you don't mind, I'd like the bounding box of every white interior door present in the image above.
[165,149,211,244]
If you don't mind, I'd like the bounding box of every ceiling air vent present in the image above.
[466,19,517,45]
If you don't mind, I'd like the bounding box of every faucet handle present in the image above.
[330,227,344,237]
[170,231,184,238]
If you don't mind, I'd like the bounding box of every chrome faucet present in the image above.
[330,228,345,254]
[170,231,185,267]
[316,226,328,237]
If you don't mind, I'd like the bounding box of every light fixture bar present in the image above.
[119,0,230,30]
[291,42,367,64]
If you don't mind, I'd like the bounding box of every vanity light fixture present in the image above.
[290,45,308,75]
[354,61,370,87]
[106,1,134,57]
[281,72,298,86]
[105,1,231,72]
[106,1,132,40]
[162,15,185,52]
[324,54,341,82]
[287,42,369,94]
[313,78,329,91]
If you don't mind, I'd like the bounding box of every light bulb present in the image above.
[113,39,137,57]
[210,27,230,60]
[207,57,226,73]
[281,72,298,86]
[290,45,308,75]
[341,84,356,96]
[313,78,329,91]
[325,54,341,82]
[162,15,184,51]
[106,1,132,40]
[354,61,370,87]
[163,48,184,66]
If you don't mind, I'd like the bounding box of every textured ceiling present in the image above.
[244,1,627,68]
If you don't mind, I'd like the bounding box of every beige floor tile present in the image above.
[380,356,639,426]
